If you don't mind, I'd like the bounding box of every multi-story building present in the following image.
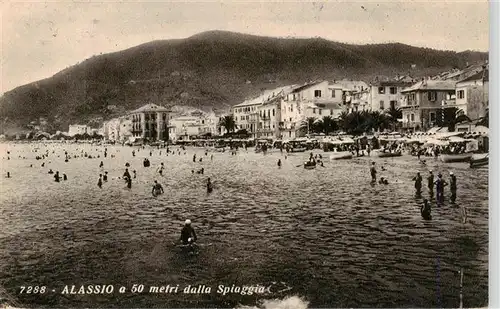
[369,81,413,112]
[400,79,457,131]
[233,85,296,139]
[129,103,170,141]
[68,124,91,136]
[168,110,219,141]
[455,67,489,120]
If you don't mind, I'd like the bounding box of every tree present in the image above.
[478,109,489,127]
[318,116,338,135]
[219,115,236,133]
[300,117,319,134]
[385,106,402,131]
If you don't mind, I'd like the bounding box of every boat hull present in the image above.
[330,152,353,160]
[470,154,488,167]
[376,151,402,158]
[289,148,307,153]
[440,154,472,163]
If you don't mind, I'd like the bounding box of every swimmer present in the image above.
[421,199,432,220]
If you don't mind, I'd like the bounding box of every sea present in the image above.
[0,142,489,308]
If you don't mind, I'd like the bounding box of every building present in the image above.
[233,85,296,139]
[368,81,413,112]
[455,67,489,120]
[129,103,170,141]
[102,116,133,142]
[68,124,91,136]
[400,79,457,131]
[350,88,371,112]
[168,111,217,142]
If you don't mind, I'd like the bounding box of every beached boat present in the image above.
[470,153,488,168]
[376,151,402,158]
[439,153,472,163]
[304,162,316,169]
[329,152,353,160]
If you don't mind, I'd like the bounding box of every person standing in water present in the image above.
[207,177,213,193]
[97,174,103,188]
[63,173,67,181]
[277,159,282,168]
[123,168,131,180]
[435,173,448,204]
[151,180,164,196]
[126,176,132,189]
[193,154,197,163]
[103,171,108,182]
[370,162,377,182]
[449,171,457,203]
[413,172,422,196]
[99,161,104,168]
[54,171,60,182]
[427,170,434,197]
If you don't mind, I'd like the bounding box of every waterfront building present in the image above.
[168,110,218,142]
[129,103,170,141]
[68,124,91,136]
[400,79,457,131]
[233,85,296,139]
[455,67,489,120]
[368,80,413,112]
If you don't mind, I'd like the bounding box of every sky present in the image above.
[0,0,489,94]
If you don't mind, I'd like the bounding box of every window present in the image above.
[378,87,385,94]
[331,90,336,98]
[379,100,385,110]
[390,101,397,109]
[430,112,436,122]
[314,90,322,98]
[319,109,322,115]
[313,108,316,114]
[289,117,292,122]
[457,90,465,99]
[410,113,415,122]
[330,109,333,115]
[390,87,397,94]
[428,91,437,101]
[272,109,275,116]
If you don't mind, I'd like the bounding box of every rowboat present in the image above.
[469,153,488,168]
[439,153,472,163]
[376,151,402,158]
[304,162,316,169]
[329,152,353,160]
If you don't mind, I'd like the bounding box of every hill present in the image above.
[0,30,488,133]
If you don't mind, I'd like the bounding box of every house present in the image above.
[129,103,170,141]
[68,124,91,136]
[233,85,296,139]
[400,79,457,131]
[368,80,413,112]
[455,67,489,121]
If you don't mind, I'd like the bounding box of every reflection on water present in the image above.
[0,143,488,308]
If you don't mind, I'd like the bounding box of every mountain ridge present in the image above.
[0,30,488,133]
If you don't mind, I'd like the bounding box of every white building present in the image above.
[168,111,217,142]
[68,124,91,136]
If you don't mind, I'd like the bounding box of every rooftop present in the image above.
[130,103,170,114]
[233,85,298,108]
[456,68,489,84]
[401,80,456,93]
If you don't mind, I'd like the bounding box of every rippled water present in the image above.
[0,143,488,308]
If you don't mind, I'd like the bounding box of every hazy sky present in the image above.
[0,0,489,94]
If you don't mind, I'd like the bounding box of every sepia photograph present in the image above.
[0,1,495,308]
